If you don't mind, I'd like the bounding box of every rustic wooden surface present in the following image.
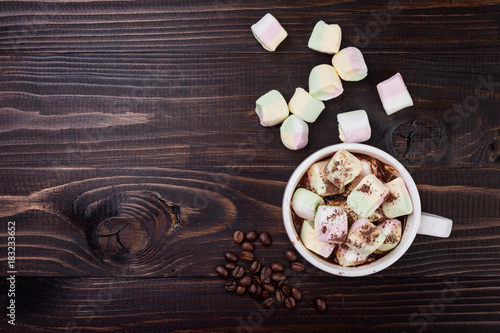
[0,0,499,332]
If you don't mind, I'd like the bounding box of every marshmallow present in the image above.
[307,20,342,54]
[300,219,336,258]
[288,88,325,123]
[315,206,348,244]
[324,149,363,188]
[335,243,373,267]
[376,73,414,115]
[306,160,343,196]
[381,177,413,218]
[280,115,309,150]
[347,174,390,218]
[345,218,386,256]
[331,46,368,81]
[255,90,289,127]
[309,64,344,101]
[291,188,324,221]
[374,219,402,254]
[337,110,371,143]
[251,13,287,52]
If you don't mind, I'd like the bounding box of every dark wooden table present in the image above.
[1,1,499,332]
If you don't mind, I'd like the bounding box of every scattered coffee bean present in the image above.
[224,251,238,263]
[291,287,302,301]
[291,261,305,272]
[249,260,262,274]
[277,278,288,289]
[246,230,258,242]
[215,265,229,278]
[241,241,254,252]
[225,280,237,292]
[261,266,272,284]
[285,249,298,262]
[285,297,296,309]
[232,265,244,279]
[235,285,246,296]
[263,283,275,293]
[262,297,275,309]
[260,290,270,300]
[239,275,252,287]
[259,232,272,246]
[225,262,236,271]
[252,275,262,286]
[248,283,257,296]
[240,251,254,262]
[271,262,284,272]
[275,289,285,303]
[233,230,244,244]
[252,285,262,300]
[314,297,327,313]
[281,285,291,297]
[271,272,286,283]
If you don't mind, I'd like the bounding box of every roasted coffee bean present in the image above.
[225,280,237,292]
[239,275,252,287]
[281,285,291,297]
[263,283,275,293]
[291,261,305,272]
[260,290,270,300]
[262,297,275,309]
[252,285,262,300]
[235,285,246,296]
[285,249,298,262]
[215,265,228,278]
[285,297,296,309]
[271,272,286,283]
[278,290,287,303]
[249,260,262,274]
[241,241,254,252]
[291,287,302,301]
[271,262,284,272]
[246,230,258,242]
[314,297,327,313]
[261,266,272,284]
[252,275,262,286]
[278,278,288,289]
[225,262,236,271]
[233,230,245,244]
[224,251,238,263]
[240,251,254,262]
[259,232,272,246]
[248,283,257,296]
[232,265,244,279]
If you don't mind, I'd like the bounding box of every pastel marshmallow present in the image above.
[376,73,414,115]
[374,219,402,254]
[309,64,344,101]
[347,174,389,217]
[300,219,336,258]
[291,188,323,221]
[381,177,413,218]
[251,13,287,52]
[305,160,343,196]
[335,243,373,267]
[307,20,342,54]
[345,218,386,256]
[324,149,363,188]
[331,46,368,81]
[280,115,309,150]
[288,88,325,123]
[255,90,289,127]
[337,110,371,143]
[315,206,348,244]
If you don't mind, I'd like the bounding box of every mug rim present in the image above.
[282,143,422,277]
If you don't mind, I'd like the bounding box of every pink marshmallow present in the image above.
[314,206,348,244]
[376,73,414,115]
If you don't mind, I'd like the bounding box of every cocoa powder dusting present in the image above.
[359,184,371,193]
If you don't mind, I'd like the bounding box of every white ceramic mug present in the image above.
[282,143,453,277]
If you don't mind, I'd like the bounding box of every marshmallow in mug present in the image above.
[324,149,363,188]
[280,115,309,150]
[382,177,413,218]
[345,218,386,256]
[306,160,343,196]
[332,47,368,81]
[307,20,342,54]
[291,188,323,221]
[374,218,402,253]
[335,243,372,267]
[347,174,389,218]
[300,219,336,258]
[288,88,325,123]
[315,206,348,243]
[309,64,344,101]
[337,110,371,143]
[251,13,288,52]
[255,90,289,127]
[376,73,414,115]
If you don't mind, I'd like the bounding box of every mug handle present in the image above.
[417,212,453,238]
